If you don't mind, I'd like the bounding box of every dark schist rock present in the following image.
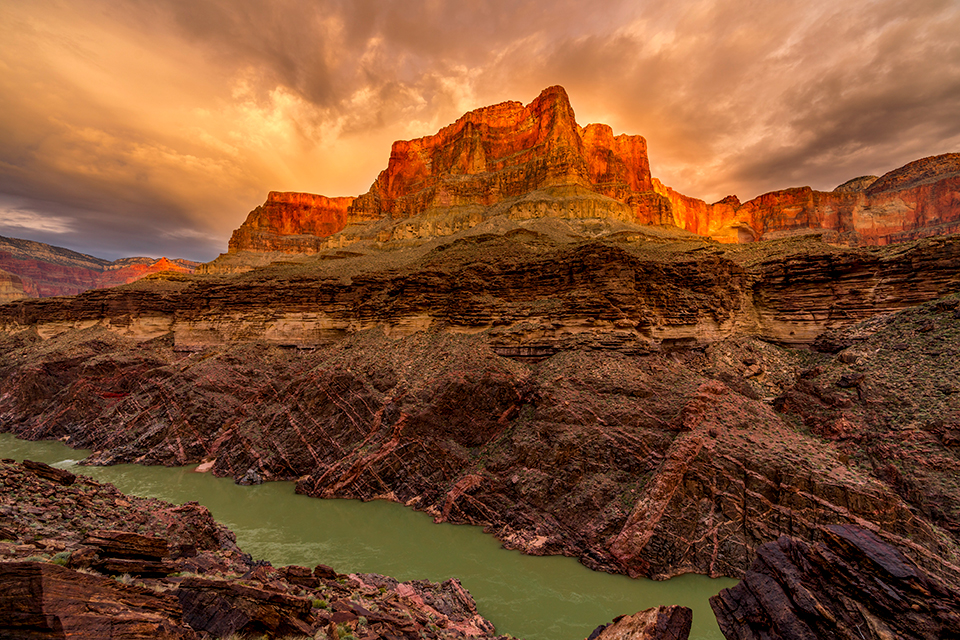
[176,576,314,638]
[588,605,692,640]
[0,561,196,640]
[709,524,960,640]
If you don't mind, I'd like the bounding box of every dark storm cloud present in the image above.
[0,0,958,260]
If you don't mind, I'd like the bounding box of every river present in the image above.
[0,433,735,640]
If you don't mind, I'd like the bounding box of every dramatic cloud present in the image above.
[1,0,958,260]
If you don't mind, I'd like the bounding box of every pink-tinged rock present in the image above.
[588,606,693,640]
[0,561,196,639]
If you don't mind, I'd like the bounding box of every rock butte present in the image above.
[213,85,960,274]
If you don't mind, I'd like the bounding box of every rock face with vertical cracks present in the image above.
[710,525,960,640]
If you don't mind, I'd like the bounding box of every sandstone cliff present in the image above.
[215,87,960,272]
[0,268,27,304]
[0,235,199,299]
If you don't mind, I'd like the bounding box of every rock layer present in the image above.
[4,234,960,351]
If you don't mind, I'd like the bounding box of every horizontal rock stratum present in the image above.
[215,86,960,272]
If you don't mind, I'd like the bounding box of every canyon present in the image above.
[2,85,960,639]
[0,234,199,301]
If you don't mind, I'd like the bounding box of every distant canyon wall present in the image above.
[220,86,960,263]
[0,236,199,299]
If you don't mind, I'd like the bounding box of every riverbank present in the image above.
[0,457,513,640]
[0,434,733,640]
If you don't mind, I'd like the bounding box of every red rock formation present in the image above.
[227,191,355,254]
[348,86,654,221]
[218,88,960,256]
[224,86,675,259]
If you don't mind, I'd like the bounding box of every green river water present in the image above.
[0,433,735,640]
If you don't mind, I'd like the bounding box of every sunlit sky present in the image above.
[1,0,959,261]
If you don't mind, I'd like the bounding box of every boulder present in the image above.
[588,606,692,640]
[176,576,313,638]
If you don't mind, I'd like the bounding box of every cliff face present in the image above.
[0,269,27,304]
[217,88,960,266]
[349,86,656,222]
[3,288,960,587]
[223,87,674,261]
[0,235,199,299]
[227,191,356,254]
[729,154,960,245]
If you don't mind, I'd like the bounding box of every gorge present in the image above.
[2,85,960,640]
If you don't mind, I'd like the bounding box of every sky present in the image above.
[1,0,959,262]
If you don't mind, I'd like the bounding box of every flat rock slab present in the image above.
[22,460,75,486]
[0,561,195,639]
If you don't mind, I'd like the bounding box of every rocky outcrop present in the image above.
[0,235,198,299]
[588,606,692,640]
[208,88,959,271]
[0,561,197,639]
[729,154,960,245]
[0,459,507,640]
[710,525,960,639]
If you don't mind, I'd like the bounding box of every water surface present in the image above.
[0,434,735,640]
